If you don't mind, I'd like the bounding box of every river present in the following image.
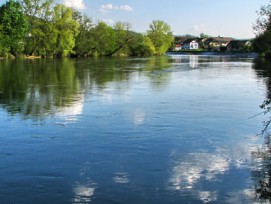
[0,55,270,203]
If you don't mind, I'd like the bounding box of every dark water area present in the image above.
[0,55,270,203]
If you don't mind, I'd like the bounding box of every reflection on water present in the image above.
[73,184,95,203]
[0,55,269,203]
[244,57,271,203]
[198,191,217,203]
[251,59,271,203]
[113,172,129,184]
[0,57,173,120]
[56,93,84,124]
[169,152,229,190]
[168,142,256,199]
[0,59,81,120]
[190,55,199,68]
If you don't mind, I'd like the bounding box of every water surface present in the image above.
[0,55,269,203]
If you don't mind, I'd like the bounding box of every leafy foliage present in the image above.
[147,20,174,55]
[0,1,173,58]
[73,11,93,57]
[0,0,28,56]
[88,21,116,56]
[53,4,79,57]
[128,33,155,56]
[253,2,271,58]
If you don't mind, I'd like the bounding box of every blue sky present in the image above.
[62,0,270,39]
[1,0,270,38]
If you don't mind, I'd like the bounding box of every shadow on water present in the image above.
[252,58,271,202]
[0,56,173,121]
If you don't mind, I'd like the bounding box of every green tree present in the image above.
[88,21,116,56]
[0,25,8,57]
[253,2,271,58]
[53,4,79,57]
[109,21,134,56]
[0,0,28,56]
[73,11,94,57]
[147,20,174,55]
[200,33,212,38]
[21,0,55,56]
[254,3,271,35]
[128,33,155,56]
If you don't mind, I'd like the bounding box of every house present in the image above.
[174,44,182,51]
[227,40,252,52]
[182,39,199,50]
[208,37,233,51]
[201,38,213,50]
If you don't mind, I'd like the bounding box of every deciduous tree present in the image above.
[128,33,155,56]
[88,22,116,56]
[147,20,173,55]
[253,2,271,58]
[21,0,54,56]
[53,4,79,57]
[73,11,94,57]
[0,0,28,56]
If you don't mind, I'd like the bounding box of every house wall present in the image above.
[190,41,198,49]
[183,41,199,50]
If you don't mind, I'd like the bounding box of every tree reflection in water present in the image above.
[0,56,173,121]
[252,59,271,202]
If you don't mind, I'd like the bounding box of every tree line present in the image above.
[253,1,271,58]
[0,0,174,58]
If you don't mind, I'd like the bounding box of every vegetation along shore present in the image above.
[0,0,271,59]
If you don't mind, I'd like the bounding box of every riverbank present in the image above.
[0,52,259,60]
[167,51,259,58]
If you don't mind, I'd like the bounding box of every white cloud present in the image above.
[63,0,85,10]
[101,18,115,26]
[100,3,133,13]
[119,5,133,11]
[101,4,114,10]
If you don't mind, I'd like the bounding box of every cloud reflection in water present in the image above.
[56,94,84,123]
[198,191,218,203]
[169,143,255,192]
[169,153,229,190]
[73,183,95,203]
[113,172,129,184]
[133,109,146,125]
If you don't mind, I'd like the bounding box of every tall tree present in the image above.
[0,0,28,56]
[253,2,271,57]
[108,21,133,56]
[88,21,116,56]
[128,33,155,56]
[254,3,271,36]
[0,25,7,56]
[21,0,54,56]
[73,11,94,57]
[53,4,79,57]
[147,20,174,55]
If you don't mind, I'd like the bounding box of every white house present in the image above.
[182,39,199,50]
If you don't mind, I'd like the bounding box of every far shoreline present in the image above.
[0,52,259,60]
[167,51,259,58]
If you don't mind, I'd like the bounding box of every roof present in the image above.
[211,37,233,43]
[182,38,198,44]
[174,36,189,43]
[227,40,251,47]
